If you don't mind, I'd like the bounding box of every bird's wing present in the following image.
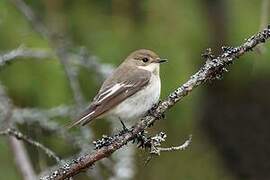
[68,67,151,128]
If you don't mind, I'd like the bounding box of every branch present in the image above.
[11,105,96,151]
[8,137,37,180]
[9,0,49,39]
[2,97,95,168]
[0,128,61,162]
[150,134,192,155]
[69,47,114,80]
[144,133,192,165]
[40,26,270,180]
[0,45,52,67]
[0,45,113,79]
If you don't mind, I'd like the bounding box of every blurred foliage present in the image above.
[0,0,269,179]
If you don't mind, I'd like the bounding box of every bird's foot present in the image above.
[93,120,131,149]
[119,119,129,134]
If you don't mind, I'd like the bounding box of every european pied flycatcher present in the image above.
[69,49,167,127]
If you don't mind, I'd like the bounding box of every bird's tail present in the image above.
[66,107,97,129]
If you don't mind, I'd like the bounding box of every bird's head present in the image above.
[125,49,167,75]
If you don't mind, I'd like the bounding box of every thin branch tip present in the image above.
[0,128,61,162]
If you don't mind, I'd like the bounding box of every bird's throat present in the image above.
[138,63,160,75]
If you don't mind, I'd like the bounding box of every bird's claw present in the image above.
[119,119,129,133]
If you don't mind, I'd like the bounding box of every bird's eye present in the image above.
[142,57,149,63]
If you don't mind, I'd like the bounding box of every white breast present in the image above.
[108,74,161,124]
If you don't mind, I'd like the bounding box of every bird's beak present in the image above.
[155,58,168,64]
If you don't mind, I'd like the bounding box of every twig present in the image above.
[0,45,52,67]
[0,45,112,78]
[55,45,85,106]
[9,0,49,38]
[154,135,192,154]
[70,47,114,80]
[12,105,73,129]
[40,26,270,180]
[0,84,12,125]
[144,134,192,165]
[11,105,95,151]
[8,137,37,180]
[138,132,191,155]
[0,128,61,162]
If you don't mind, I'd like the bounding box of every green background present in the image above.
[1,0,270,179]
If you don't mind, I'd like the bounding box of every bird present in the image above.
[69,49,167,128]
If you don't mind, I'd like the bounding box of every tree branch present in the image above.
[143,133,192,165]
[151,134,192,154]
[69,47,114,80]
[8,137,37,180]
[9,0,49,39]
[0,128,61,162]
[0,45,52,67]
[40,26,270,180]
